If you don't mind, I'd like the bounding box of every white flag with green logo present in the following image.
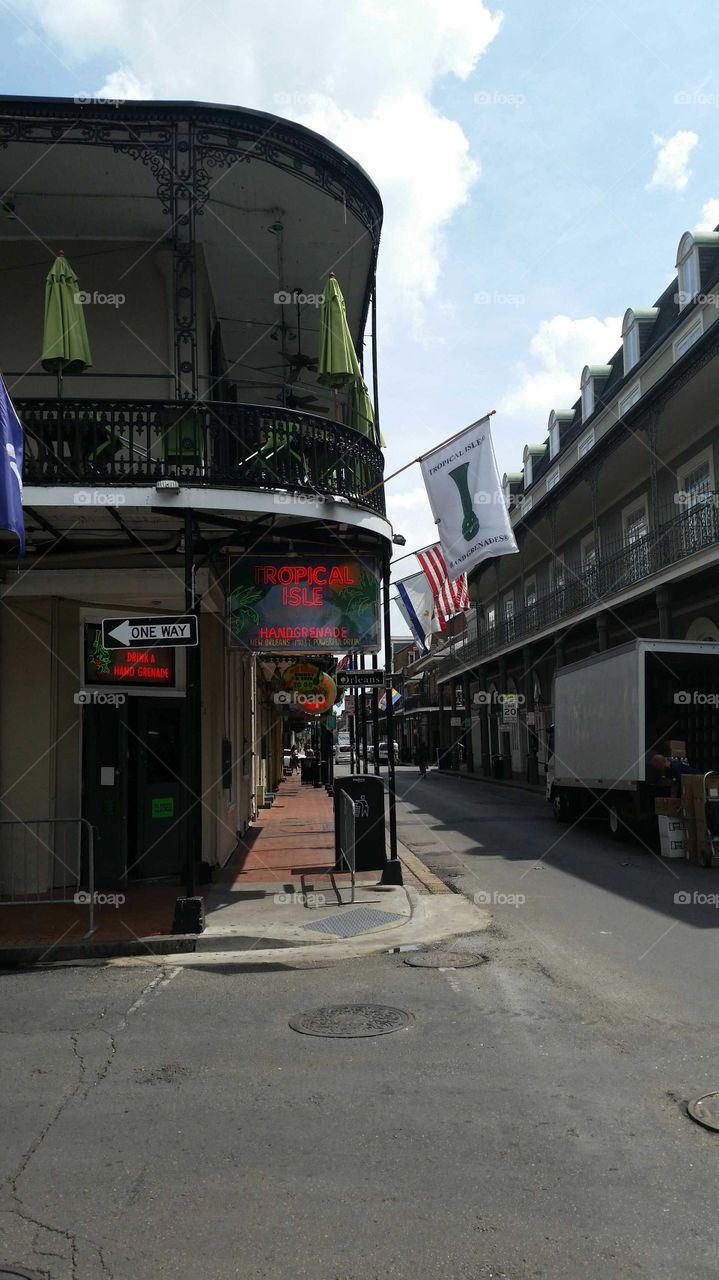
[420,416,518,581]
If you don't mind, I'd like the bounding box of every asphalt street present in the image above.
[1,767,718,1279]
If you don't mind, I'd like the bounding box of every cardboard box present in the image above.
[655,797,683,817]
[658,815,687,859]
[665,740,687,758]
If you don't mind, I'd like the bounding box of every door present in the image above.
[131,699,183,880]
[82,699,129,887]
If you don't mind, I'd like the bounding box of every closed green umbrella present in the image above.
[349,375,385,447]
[317,272,361,390]
[41,251,92,396]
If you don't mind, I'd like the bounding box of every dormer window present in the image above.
[581,374,594,421]
[522,445,545,488]
[549,420,560,459]
[621,307,659,372]
[580,365,612,423]
[623,319,639,372]
[677,233,699,308]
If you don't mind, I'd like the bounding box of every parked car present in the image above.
[377,740,398,765]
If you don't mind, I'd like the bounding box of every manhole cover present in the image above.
[289,1003,412,1038]
[404,950,487,968]
[687,1092,719,1131]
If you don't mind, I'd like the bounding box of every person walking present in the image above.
[290,745,300,774]
[417,739,428,778]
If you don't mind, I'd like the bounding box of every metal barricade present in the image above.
[337,791,357,904]
[0,818,97,937]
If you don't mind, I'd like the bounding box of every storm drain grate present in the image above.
[302,906,404,938]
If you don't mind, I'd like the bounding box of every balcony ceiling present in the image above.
[0,98,380,404]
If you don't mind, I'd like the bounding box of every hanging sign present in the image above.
[227,554,381,653]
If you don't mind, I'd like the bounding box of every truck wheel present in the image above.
[552,790,571,823]
[608,802,626,842]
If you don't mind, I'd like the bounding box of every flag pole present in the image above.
[363,409,496,498]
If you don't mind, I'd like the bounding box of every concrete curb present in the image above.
[0,935,198,969]
[397,840,452,894]
[436,769,544,796]
[33,889,491,971]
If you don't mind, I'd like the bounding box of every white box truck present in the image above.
[546,638,719,839]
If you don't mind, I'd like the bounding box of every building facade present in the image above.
[0,96,391,894]
[438,225,719,781]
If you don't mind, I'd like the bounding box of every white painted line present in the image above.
[118,966,182,1029]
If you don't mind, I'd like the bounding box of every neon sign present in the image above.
[227,554,380,653]
[83,626,176,688]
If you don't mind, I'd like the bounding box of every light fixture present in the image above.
[155,479,180,492]
[392,533,406,546]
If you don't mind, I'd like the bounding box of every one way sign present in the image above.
[101,615,199,649]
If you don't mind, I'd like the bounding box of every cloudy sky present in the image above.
[2,0,719,608]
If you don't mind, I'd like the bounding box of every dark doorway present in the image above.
[82,697,184,886]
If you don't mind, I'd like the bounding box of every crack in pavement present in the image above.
[3,969,181,1278]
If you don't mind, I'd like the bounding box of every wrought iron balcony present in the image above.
[402,692,440,713]
[19,398,386,516]
[439,497,719,675]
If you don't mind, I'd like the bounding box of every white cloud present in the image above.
[647,130,698,193]
[23,0,503,327]
[695,197,719,232]
[500,314,622,429]
[98,67,153,101]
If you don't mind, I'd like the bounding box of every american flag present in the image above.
[416,544,469,630]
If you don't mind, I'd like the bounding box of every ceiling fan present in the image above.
[283,291,318,380]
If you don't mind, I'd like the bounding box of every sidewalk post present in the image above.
[381,543,401,883]
[371,653,381,775]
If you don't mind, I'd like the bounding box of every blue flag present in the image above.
[0,377,25,556]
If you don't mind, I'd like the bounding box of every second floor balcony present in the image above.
[441,496,719,674]
[20,397,386,515]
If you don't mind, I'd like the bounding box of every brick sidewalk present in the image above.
[218,774,339,886]
[0,778,347,948]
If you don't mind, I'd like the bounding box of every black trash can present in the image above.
[334,774,386,872]
[300,758,313,784]
[491,754,504,780]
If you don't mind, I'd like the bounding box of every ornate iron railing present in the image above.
[439,497,719,675]
[19,398,386,516]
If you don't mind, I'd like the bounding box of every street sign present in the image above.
[101,615,198,649]
[336,668,385,689]
[502,697,519,724]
